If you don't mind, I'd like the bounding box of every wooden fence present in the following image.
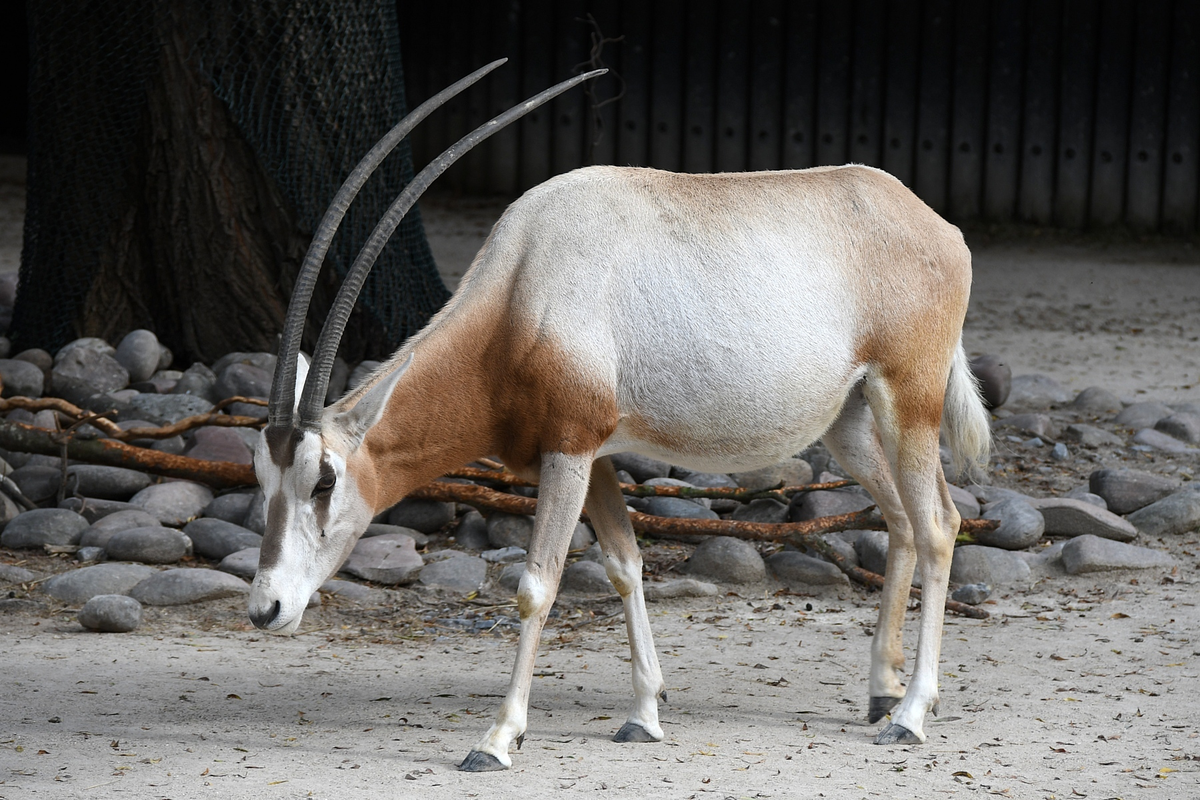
[398,0,1200,233]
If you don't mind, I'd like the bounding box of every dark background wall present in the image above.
[398,0,1200,234]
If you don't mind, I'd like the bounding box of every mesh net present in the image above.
[17,0,447,359]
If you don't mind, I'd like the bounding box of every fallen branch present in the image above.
[0,395,267,441]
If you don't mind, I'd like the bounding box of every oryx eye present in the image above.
[313,472,336,497]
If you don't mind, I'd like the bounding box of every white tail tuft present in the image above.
[942,343,991,483]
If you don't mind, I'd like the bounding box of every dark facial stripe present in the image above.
[264,425,302,470]
[258,492,289,572]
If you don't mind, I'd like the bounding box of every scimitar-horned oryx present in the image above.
[249,59,991,772]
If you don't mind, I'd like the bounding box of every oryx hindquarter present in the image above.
[249,61,990,772]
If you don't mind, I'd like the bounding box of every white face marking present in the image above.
[248,430,373,633]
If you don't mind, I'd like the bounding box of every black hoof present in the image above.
[659,690,668,704]
[459,750,508,772]
[874,722,922,745]
[613,722,658,743]
[867,695,901,723]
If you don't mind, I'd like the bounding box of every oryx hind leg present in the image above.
[586,456,666,743]
[459,451,593,772]
[820,384,914,724]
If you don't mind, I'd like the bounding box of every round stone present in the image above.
[643,496,719,520]
[418,555,487,593]
[608,453,672,483]
[51,347,129,396]
[1088,468,1180,515]
[558,560,613,594]
[184,427,253,464]
[130,568,250,605]
[104,527,190,564]
[950,545,1032,586]
[1070,386,1123,414]
[129,481,214,526]
[115,330,161,384]
[950,583,991,605]
[78,594,143,632]
[766,551,848,586]
[217,547,260,578]
[452,510,490,550]
[183,518,263,560]
[214,362,271,401]
[731,458,814,492]
[731,498,790,524]
[171,363,218,402]
[362,523,428,547]
[201,492,255,526]
[486,512,535,549]
[64,465,153,500]
[79,509,163,549]
[387,497,456,533]
[42,563,158,604]
[9,465,61,504]
[977,498,1045,550]
[0,508,89,549]
[684,536,767,584]
[0,358,45,397]
[968,354,1011,409]
[339,535,423,585]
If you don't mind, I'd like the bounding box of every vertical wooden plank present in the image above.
[488,0,523,195]
[715,0,751,173]
[1089,0,1134,227]
[848,0,886,169]
[683,0,718,172]
[948,0,988,221]
[1017,0,1060,224]
[983,0,1024,220]
[816,1,851,166]
[1126,0,1172,231]
[914,0,954,214]
[748,0,784,172]
[519,0,555,190]
[1162,0,1200,232]
[882,0,921,186]
[463,1,496,193]
[585,1,623,167]
[1054,0,1098,228]
[553,0,588,177]
[781,0,818,169]
[616,0,651,167]
[649,0,685,172]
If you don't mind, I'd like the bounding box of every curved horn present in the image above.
[267,58,509,429]
[296,69,608,428]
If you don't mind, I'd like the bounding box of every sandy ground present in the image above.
[1,168,1199,798]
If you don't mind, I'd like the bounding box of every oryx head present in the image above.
[248,61,605,633]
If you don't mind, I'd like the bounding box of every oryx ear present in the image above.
[337,354,413,445]
[293,352,311,416]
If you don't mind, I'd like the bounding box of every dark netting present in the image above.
[16,0,447,359]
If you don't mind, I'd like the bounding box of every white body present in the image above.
[252,164,991,770]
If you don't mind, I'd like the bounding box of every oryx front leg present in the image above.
[459,451,593,772]
[586,457,666,744]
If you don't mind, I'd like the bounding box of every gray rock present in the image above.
[201,493,254,526]
[1133,428,1198,453]
[966,484,1032,505]
[0,564,38,583]
[732,458,815,493]
[125,393,214,425]
[609,453,672,483]
[646,477,711,508]
[184,427,253,464]
[212,351,276,377]
[42,563,158,604]
[54,337,115,364]
[481,546,527,563]
[114,330,161,384]
[670,468,739,489]
[731,498,790,524]
[0,491,18,530]
[1173,402,1200,417]
[570,521,595,551]
[993,413,1057,439]
[452,510,490,550]
[1026,497,1137,542]
[684,536,766,584]
[950,546,1032,586]
[643,496,719,521]
[339,534,423,585]
[766,551,849,587]
[1062,485,1109,509]
[75,546,106,563]
[1050,442,1070,461]
[558,560,613,594]
[1070,386,1123,414]
[51,347,129,396]
[81,511,159,550]
[387,497,455,534]
[1006,374,1072,408]
[184,518,263,560]
[319,579,388,605]
[1155,413,1200,445]
[58,497,141,523]
[242,490,266,534]
[498,562,525,592]
[129,481,213,526]
[854,530,890,576]
[1063,424,1125,448]
[486,512,536,549]
[1090,468,1181,515]
[947,484,981,519]
[9,465,61,503]
[0,358,45,397]
[643,578,720,600]
[1023,541,1068,580]
[1113,401,1173,430]
[362,523,429,547]
[950,583,991,605]
[64,465,152,500]
[418,555,487,593]
[807,530,861,569]
[78,594,142,632]
[325,357,351,403]
[1061,535,1176,575]
[969,354,1011,409]
[105,527,190,564]
[215,363,271,401]
[217,548,260,578]
[1126,488,1200,537]
[346,359,380,392]
[171,363,219,402]
[130,568,250,605]
[788,488,874,522]
[1,508,89,549]
[977,498,1045,550]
